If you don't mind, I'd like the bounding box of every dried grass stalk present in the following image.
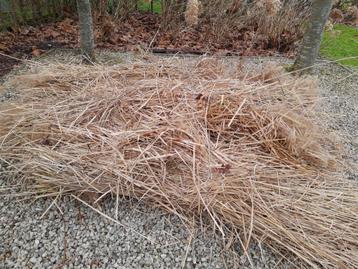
[1,57,357,269]
[185,0,200,27]
[255,0,282,16]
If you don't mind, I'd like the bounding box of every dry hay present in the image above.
[1,56,358,268]
[185,0,200,27]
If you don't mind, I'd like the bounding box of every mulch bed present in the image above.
[0,13,297,77]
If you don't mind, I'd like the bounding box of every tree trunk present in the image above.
[292,0,333,73]
[76,0,96,62]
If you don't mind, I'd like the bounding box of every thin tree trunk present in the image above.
[292,0,334,73]
[76,0,96,62]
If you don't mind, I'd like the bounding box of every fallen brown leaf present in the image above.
[32,48,44,57]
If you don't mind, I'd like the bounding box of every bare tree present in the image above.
[76,0,95,62]
[292,0,334,72]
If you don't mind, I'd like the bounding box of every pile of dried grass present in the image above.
[163,0,312,49]
[1,57,358,268]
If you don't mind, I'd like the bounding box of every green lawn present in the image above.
[138,0,162,14]
[320,24,358,68]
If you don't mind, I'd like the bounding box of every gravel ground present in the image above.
[0,51,357,269]
[316,63,358,178]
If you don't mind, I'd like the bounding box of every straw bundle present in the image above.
[185,0,200,27]
[1,57,357,268]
